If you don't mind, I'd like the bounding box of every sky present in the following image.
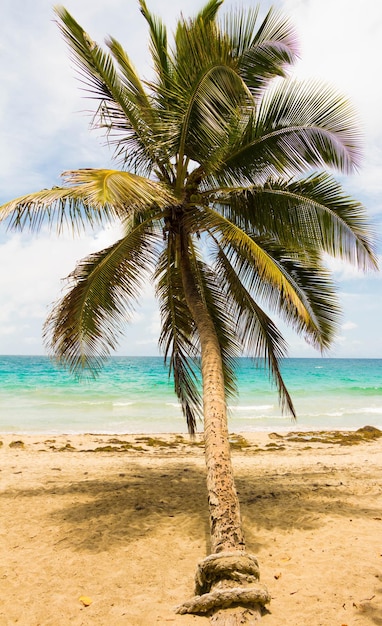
[0,0,381,358]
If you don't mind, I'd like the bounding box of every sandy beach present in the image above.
[0,429,381,625]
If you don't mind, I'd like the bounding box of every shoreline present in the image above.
[1,429,381,624]
[1,421,381,435]
[1,424,381,449]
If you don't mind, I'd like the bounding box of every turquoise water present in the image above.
[1,356,382,434]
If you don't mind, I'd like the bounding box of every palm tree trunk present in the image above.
[177,233,268,623]
[178,232,244,553]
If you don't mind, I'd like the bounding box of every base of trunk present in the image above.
[210,605,263,624]
[175,584,270,614]
[175,551,270,620]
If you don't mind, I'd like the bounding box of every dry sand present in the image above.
[0,430,381,625]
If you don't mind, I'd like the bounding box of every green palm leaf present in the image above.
[43,221,160,376]
[0,168,174,233]
[169,13,253,180]
[225,6,298,95]
[139,0,171,93]
[215,244,295,416]
[55,6,161,173]
[156,245,202,433]
[261,245,340,348]
[215,236,339,350]
[0,186,106,234]
[63,168,174,209]
[195,205,315,328]
[196,0,224,23]
[214,173,377,270]
[219,79,362,183]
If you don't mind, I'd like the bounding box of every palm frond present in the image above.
[171,12,252,176]
[256,78,362,173]
[62,168,175,210]
[54,7,127,113]
[155,244,202,433]
[0,169,174,234]
[213,174,378,270]
[196,0,224,23]
[218,78,362,183]
[54,6,160,173]
[221,5,260,57]
[224,6,298,95]
[213,232,340,350]
[182,65,252,169]
[44,221,160,376]
[215,244,295,416]
[139,1,171,92]
[269,247,340,349]
[0,186,113,234]
[105,36,148,101]
[195,205,315,329]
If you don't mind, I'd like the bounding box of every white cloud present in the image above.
[283,0,382,127]
[0,225,122,351]
[341,321,357,331]
[323,253,382,281]
[136,309,161,346]
[282,0,382,208]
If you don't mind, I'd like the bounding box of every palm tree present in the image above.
[0,1,377,622]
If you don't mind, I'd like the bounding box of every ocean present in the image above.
[1,355,382,435]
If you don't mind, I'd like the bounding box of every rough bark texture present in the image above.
[175,551,270,620]
[179,238,244,553]
[209,606,263,624]
[176,586,269,615]
[178,236,269,623]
